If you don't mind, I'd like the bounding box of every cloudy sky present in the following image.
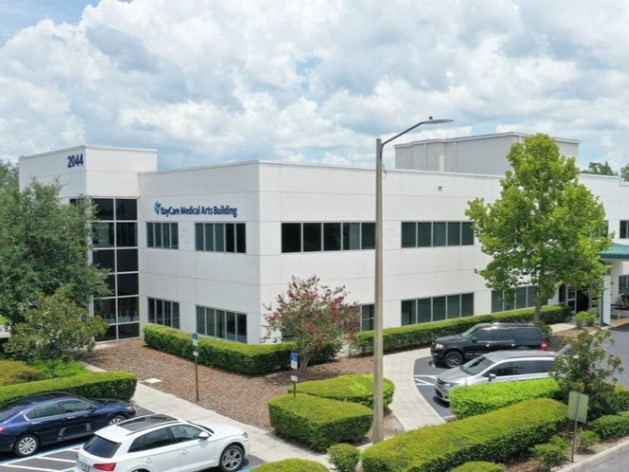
[1,0,628,170]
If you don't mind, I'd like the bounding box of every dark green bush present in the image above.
[251,459,328,472]
[451,462,506,472]
[268,393,372,450]
[294,374,394,409]
[0,360,44,385]
[450,378,561,418]
[531,436,569,471]
[0,371,137,406]
[590,414,629,439]
[575,310,598,328]
[606,384,629,415]
[577,429,599,454]
[328,443,360,472]
[352,305,568,355]
[361,398,567,472]
[144,325,334,375]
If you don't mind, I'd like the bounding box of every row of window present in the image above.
[93,222,137,247]
[402,221,474,248]
[491,286,537,313]
[148,298,181,329]
[196,306,248,342]
[147,223,179,249]
[195,223,246,253]
[282,222,375,253]
[401,293,474,325]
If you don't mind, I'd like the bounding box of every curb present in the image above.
[556,438,629,471]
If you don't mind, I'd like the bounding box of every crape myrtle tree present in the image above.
[466,134,612,324]
[5,289,108,378]
[0,162,109,324]
[264,275,360,375]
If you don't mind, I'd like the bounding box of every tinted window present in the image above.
[169,424,203,443]
[361,222,375,249]
[129,428,173,452]
[488,362,515,377]
[83,435,121,458]
[324,223,341,251]
[27,402,64,419]
[474,329,492,341]
[513,328,543,342]
[539,359,556,372]
[282,224,301,252]
[492,329,513,341]
[60,399,94,413]
[115,199,137,221]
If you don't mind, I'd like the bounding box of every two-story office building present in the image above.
[18,132,629,342]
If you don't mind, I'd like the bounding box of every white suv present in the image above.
[74,414,250,472]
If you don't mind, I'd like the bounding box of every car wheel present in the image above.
[219,444,245,472]
[108,414,126,425]
[14,434,39,457]
[444,351,464,368]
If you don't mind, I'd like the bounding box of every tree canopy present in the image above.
[582,161,617,176]
[466,134,612,322]
[0,161,110,323]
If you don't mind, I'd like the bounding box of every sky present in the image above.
[1,0,629,171]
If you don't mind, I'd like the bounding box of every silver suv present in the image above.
[74,414,250,472]
[434,350,556,403]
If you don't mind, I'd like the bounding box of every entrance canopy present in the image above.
[600,243,629,260]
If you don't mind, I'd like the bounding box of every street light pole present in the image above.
[373,117,452,444]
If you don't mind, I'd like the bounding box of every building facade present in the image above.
[18,133,629,343]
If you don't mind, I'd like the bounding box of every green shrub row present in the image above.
[451,462,506,472]
[0,371,137,407]
[590,413,629,439]
[294,374,394,409]
[530,435,570,471]
[251,459,328,472]
[144,325,333,375]
[449,378,561,418]
[328,443,360,472]
[352,305,569,355]
[268,393,372,450]
[361,398,567,472]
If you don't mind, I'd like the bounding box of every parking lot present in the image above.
[413,356,454,420]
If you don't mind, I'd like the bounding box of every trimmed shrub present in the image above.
[590,414,629,439]
[0,371,137,406]
[353,305,568,355]
[252,459,328,471]
[606,384,629,415]
[144,325,334,375]
[362,398,567,472]
[295,374,394,409]
[0,360,44,385]
[450,378,561,418]
[577,429,599,454]
[451,462,506,472]
[531,436,569,471]
[575,310,598,328]
[328,443,360,472]
[268,393,372,450]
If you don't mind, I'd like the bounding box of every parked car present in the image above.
[0,391,136,456]
[434,349,556,403]
[430,322,547,368]
[75,413,250,472]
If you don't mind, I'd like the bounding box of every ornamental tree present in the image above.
[4,288,108,378]
[466,134,612,323]
[264,275,360,375]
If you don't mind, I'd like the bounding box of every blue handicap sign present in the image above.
[290,352,298,362]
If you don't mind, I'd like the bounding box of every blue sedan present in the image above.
[0,391,136,456]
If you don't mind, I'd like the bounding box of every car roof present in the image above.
[7,391,82,407]
[94,414,182,441]
[472,322,537,329]
[482,350,556,361]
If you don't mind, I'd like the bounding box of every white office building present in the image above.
[18,132,629,343]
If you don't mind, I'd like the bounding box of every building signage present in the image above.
[154,201,238,218]
[67,153,84,168]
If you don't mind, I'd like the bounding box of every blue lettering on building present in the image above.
[153,201,238,218]
[67,153,84,168]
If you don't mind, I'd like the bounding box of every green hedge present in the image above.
[251,459,329,472]
[451,462,506,472]
[590,414,629,439]
[294,374,394,409]
[450,378,561,418]
[352,305,569,355]
[144,325,334,375]
[362,398,567,472]
[269,393,372,450]
[0,371,137,407]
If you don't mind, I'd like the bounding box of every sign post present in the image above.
[290,352,299,398]
[568,391,589,462]
[192,333,199,401]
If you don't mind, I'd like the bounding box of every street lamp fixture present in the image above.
[373,117,453,444]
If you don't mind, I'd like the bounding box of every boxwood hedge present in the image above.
[294,374,394,408]
[0,371,137,407]
[268,393,372,450]
[361,398,567,472]
[144,325,334,375]
[352,305,568,355]
[451,462,506,472]
[450,378,561,418]
[251,459,329,472]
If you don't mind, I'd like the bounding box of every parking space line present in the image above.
[0,465,61,471]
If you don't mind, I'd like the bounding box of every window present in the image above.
[401,293,474,325]
[196,305,247,343]
[147,222,179,249]
[281,222,375,253]
[360,304,374,331]
[621,220,629,239]
[619,275,629,293]
[148,298,180,329]
[195,223,246,253]
[170,425,203,443]
[130,428,173,452]
[402,221,474,248]
[491,285,537,312]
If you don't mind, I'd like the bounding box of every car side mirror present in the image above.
[471,337,477,343]
[199,431,210,440]
[488,373,496,381]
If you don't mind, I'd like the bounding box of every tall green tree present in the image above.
[0,163,110,323]
[5,289,108,377]
[621,163,629,182]
[582,161,617,176]
[466,134,612,323]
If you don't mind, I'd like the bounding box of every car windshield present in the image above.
[461,355,494,375]
[83,435,121,458]
[0,405,24,422]
[461,326,481,339]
